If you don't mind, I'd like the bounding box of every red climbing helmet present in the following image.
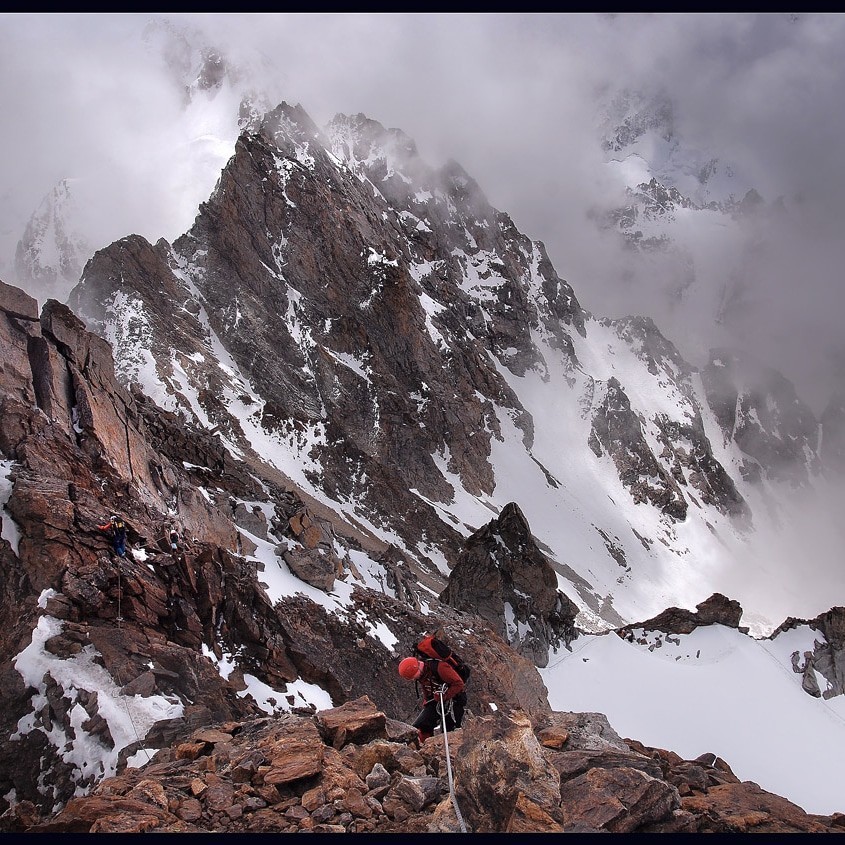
[398,657,423,680]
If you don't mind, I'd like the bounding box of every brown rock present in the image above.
[127,779,169,809]
[175,797,203,822]
[455,709,562,832]
[177,744,207,762]
[0,278,39,321]
[204,773,235,812]
[192,727,236,744]
[31,796,184,833]
[315,695,387,748]
[506,792,565,832]
[560,766,679,833]
[343,786,373,818]
[619,592,743,638]
[551,748,663,782]
[682,781,833,833]
[261,718,324,785]
[537,726,569,749]
[301,786,326,812]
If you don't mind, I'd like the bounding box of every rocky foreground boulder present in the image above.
[3,698,841,834]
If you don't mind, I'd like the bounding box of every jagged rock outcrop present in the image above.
[4,698,839,834]
[439,502,578,666]
[771,607,845,699]
[587,318,749,524]
[617,593,745,640]
[589,376,688,520]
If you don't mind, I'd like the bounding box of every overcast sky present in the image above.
[2,12,845,409]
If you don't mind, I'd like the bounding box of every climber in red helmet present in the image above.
[398,655,466,745]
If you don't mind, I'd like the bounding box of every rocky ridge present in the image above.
[4,698,843,834]
[0,275,553,820]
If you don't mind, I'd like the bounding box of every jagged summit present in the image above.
[14,179,92,305]
[66,98,839,636]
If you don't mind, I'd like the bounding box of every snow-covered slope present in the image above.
[542,620,845,816]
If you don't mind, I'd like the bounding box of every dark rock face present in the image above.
[589,377,688,520]
[588,319,749,523]
[770,607,845,699]
[440,503,578,666]
[653,413,749,520]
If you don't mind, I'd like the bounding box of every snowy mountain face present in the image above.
[13,179,92,304]
[68,101,842,636]
[0,279,842,825]
[594,87,788,380]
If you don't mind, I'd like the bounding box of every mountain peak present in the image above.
[14,178,91,304]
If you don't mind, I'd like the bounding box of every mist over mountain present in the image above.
[2,13,845,832]
[57,92,845,637]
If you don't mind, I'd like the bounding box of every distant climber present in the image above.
[166,524,180,551]
[98,514,127,557]
[398,653,467,745]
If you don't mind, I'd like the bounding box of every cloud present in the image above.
[2,12,845,411]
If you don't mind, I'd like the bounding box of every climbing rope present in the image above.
[111,559,153,767]
[437,686,467,833]
[115,561,123,629]
[112,644,153,768]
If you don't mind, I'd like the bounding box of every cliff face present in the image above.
[0,277,554,818]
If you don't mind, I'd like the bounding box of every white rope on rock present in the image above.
[437,687,467,833]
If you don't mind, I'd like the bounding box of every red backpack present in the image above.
[414,635,471,681]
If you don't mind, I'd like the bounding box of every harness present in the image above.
[416,661,459,721]
[415,658,440,701]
